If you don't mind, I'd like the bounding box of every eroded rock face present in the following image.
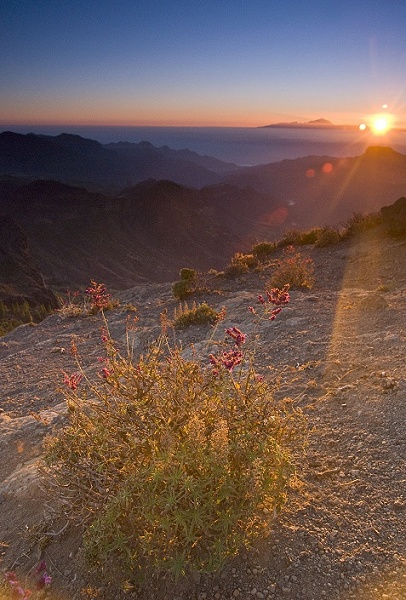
[381,196,406,236]
[0,216,58,308]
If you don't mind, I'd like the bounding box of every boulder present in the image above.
[381,197,406,236]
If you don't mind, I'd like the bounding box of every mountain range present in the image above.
[0,131,406,307]
[0,131,239,192]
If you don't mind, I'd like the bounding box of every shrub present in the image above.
[173,301,224,329]
[223,253,258,278]
[172,268,198,299]
[297,228,323,246]
[278,228,326,247]
[43,287,306,587]
[343,212,382,237]
[269,245,315,289]
[58,282,119,317]
[252,241,276,259]
[179,267,197,282]
[0,300,54,337]
[172,279,193,300]
[314,226,342,247]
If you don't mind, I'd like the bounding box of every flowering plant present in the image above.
[269,246,314,289]
[43,283,306,586]
[3,561,52,600]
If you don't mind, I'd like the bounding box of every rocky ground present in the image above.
[0,228,405,600]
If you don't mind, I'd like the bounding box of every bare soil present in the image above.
[1,228,405,600]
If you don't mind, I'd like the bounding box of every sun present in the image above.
[370,113,392,135]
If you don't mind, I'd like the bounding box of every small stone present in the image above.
[233,589,240,597]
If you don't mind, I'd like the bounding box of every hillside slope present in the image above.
[225,146,406,227]
[0,178,277,290]
[0,226,405,600]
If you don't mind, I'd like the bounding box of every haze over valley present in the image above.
[1,129,406,307]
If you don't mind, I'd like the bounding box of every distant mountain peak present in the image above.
[261,118,334,128]
[308,118,333,125]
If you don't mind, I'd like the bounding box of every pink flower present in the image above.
[4,572,32,599]
[221,349,243,371]
[266,285,290,306]
[37,572,52,589]
[225,326,247,347]
[86,280,110,310]
[35,560,47,574]
[209,350,243,372]
[4,572,19,586]
[63,372,82,390]
[269,307,282,320]
[100,367,113,379]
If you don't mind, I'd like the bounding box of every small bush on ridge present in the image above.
[223,253,258,278]
[343,212,382,237]
[59,281,119,317]
[179,267,197,282]
[172,279,194,300]
[172,268,198,299]
[314,226,342,248]
[0,300,53,336]
[269,245,315,289]
[173,301,224,329]
[277,228,322,247]
[252,241,276,259]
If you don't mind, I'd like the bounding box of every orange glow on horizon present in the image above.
[0,105,403,129]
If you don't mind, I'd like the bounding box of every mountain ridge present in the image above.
[0,131,239,191]
[1,133,406,301]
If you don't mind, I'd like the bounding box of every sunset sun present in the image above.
[371,114,392,135]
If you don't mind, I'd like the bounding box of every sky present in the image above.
[1,0,406,128]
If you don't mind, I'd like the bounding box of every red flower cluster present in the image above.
[85,280,111,310]
[63,372,83,390]
[4,561,52,599]
[266,284,291,306]
[250,285,290,320]
[4,571,31,600]
[225,326,246,347]
[209,349,243,373]
[35,561,52,589]
[99,366,113,379]
[209,325,247,375]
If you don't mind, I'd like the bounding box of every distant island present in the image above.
[261,118,359,130]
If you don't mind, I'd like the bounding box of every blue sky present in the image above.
[1,0,406,126]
